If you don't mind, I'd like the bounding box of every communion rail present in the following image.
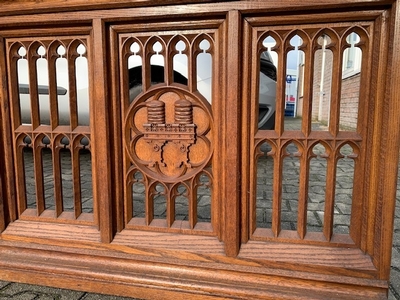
[0,1,399,299]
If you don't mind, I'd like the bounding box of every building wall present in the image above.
[296,48,360,131]
[339,73,361,130]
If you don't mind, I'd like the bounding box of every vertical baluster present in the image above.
[125,170,134,223]
[323,146,338,241]
[68,41,79,129]
[189,177,198,229]
[274,33,285,136]
[72,139,82,218]
[28,43,40,129]
[53,136,64,217]
[272,143,283,237]
[9,43,23,128]
[33,137,45,215]
[165,37,174,86]
[297,143,309,239]
[300,32,315,136]
[48,42,59,129]
[167,185,175,228]
[16,137,29,214]
[142,41,151,93]
[328,33,343,135]
[146,182,155,225]
[188,37,197,94]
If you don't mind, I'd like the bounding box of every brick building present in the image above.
[296,33,361,130]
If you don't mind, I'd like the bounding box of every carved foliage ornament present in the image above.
[125,86,212,182]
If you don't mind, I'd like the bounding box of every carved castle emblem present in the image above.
[125,87,212,182]
[143,99,196,169]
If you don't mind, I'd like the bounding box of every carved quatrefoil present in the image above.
[125,86,213,182]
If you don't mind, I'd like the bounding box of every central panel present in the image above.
[112,22,222,236]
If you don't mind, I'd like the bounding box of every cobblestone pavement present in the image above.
[1,118,399,299]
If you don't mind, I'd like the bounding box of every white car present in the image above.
[18,46,276,129]
[258,51,276,129]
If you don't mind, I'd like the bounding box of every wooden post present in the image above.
[91,18,113,242]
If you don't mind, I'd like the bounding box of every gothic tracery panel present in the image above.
[6,36,94,224]
[250,22,370,246]
[119,31,216,234]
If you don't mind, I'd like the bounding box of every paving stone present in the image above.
[0,282,85,300]
[333,225,350,234]
[307,211,322,227]
[308,180,327,187]
[132,183,145,194]
[335,202,352,215]
[307,194,326,203]
[391,265,400,300]
[81,293,140,300]
[256,186,272,199]
[394,226,400,241]
[389,290,397,300]
[391,247,400,270]
[335,191,353,201]
[256,198,272,208]
[281,211,298,222]
[175,214,187,221]
[283,185,299,193]
[393,218,400,232]
[308,185,326,195]
[333,214,351,226]
[316,211,325,222]
[197,195,210,207]
[281,221,296,231]
[256,208,266,225]
[393,206,400,219]
[307,202,325,211]
[282,192,298,201]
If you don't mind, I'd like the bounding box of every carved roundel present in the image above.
[125,86,213,183]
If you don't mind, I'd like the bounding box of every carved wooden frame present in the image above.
[0,1,399,299]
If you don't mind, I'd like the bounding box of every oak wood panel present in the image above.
[0,149,4,231]
[246,19,372,244]
[0,1,398,299]
[0,0,219,17]
[111,22,218,236]
[5,34,95,223]
[0,0,394,18]
[1,220,379,279]
[364,8,392,261]
[2,220,100,243]
[0,220,368,269]
[0,36,17,225]
[239,241,376,272]
[0,239,388,300]
[0,2,392,28]
[0,232,375,281]
[374,1,400,278]
[224,10,241,257]
[91,19,112,241]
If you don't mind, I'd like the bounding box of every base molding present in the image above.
[0,231,388,299]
